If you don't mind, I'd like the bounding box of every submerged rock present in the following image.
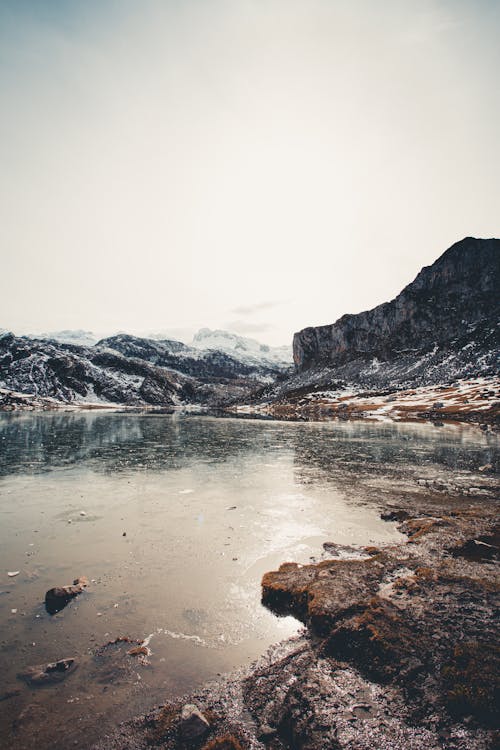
[18,657,78,686]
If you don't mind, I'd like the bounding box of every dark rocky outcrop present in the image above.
[293,237,499,378]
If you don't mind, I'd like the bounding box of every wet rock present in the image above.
[262,557,385,634]
[45,575,89,614]
[380,509,410,522]
[18,657,78,686]
[322,542,370,558]
[180,704,210,740]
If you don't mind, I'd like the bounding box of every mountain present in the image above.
[0,329,288,409]
[97,333,288,381]
[238,238,499,421]
[28,329,98,347]
[2,238,497,415]
[191,328,292,368]
[292,237,499,382]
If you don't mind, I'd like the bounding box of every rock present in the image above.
[380,509,410,522]
[45,575,89,614]
[257,723,277,740]
[7,571,20,577]
[180,704,210,740]
[262,557,384,634]
[18,657,78,686]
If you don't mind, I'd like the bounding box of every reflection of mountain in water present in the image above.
[290,421,499,488]
[0,413,497,482]
[0,413,282,477]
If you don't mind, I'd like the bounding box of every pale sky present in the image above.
[1,0,499,346]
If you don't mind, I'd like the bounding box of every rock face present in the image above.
[293,237,500,377]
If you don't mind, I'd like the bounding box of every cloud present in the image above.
[230,301,281,316]
[225,320,273,335]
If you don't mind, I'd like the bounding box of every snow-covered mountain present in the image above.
[192,328,292,368]
[0,327,291,409]
[29,329,98,347]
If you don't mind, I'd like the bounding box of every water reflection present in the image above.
[0,412,497,480]
[290,420,499,483]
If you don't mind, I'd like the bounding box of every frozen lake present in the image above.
[0,412,497,749]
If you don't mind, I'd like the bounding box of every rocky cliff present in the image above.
[293,237,500,373]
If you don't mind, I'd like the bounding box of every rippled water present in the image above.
[0,412,497,749]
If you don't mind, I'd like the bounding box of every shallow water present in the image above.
[0,412,497,749]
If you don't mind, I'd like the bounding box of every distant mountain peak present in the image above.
[29,329,98,347]
[191,328,292,367]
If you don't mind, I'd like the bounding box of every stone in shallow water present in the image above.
[18,657,78,686]
[45,575,89,614]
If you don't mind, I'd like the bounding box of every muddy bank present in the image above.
[91,487,499,750]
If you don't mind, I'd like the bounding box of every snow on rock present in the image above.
[30,330,98,347]
[192,328,292,368]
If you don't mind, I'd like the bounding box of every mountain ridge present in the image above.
[293,236,499,372]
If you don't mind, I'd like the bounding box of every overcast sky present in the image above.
[0,0,499,345]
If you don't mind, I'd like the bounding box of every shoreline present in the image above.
[1,376,499,431]
[91,478,499,750]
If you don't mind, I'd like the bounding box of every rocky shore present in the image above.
[92,477,499,750]
[233,376,500,428]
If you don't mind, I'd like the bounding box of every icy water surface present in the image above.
[0,412,497,749]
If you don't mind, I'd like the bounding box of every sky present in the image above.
[0,0,499,346]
